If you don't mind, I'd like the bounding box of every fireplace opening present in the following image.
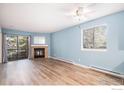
[34,48,45,58]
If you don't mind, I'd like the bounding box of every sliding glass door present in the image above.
[18,36,28,60]
[6,35,28,61]
[6,36,18,61]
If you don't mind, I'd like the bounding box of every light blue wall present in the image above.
[2,28,51,56]
[1,11,124,74]
[51,11,124,74]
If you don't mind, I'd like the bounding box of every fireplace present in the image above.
[31,45,48,59]
[34,48,45,58]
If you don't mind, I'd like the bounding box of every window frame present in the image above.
[33,36,46,45]
[81,24,108,51]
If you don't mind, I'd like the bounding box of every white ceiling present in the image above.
[0,3,124,33]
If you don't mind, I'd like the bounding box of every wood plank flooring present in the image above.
[0,58,122,85]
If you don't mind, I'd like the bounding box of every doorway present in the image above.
[6,35,29,61]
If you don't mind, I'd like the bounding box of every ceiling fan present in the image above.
[65,5,94,22]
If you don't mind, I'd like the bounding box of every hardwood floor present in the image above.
[0,58,123,85]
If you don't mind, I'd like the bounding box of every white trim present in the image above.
[50,56,92,69]
[49,56,74,64]
[73,62,90,69]
[31,44,48,46]
[81,49,107,52]
[90,66,124,79]
[50,56,124,79]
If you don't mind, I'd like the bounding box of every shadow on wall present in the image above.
[113,62,124,74]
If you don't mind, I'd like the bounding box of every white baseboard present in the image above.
[90,66,124,78]
[73,62,90,69]
[50,56,124,79]
[50,56,90,69]
[49,56,74,64]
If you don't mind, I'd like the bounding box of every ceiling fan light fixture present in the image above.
[73,6,90,21]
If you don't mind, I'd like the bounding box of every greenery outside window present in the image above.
[81,25,107,51]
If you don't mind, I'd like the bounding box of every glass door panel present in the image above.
[18,50,28,59]
[7,49,18,61]
[6,35,28,61]
[18,36,28,59]
[18,36,28,49]
[6,36,18,61]
[6,36,17,49]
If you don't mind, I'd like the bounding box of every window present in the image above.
[81,25,107,51]
[33,36,45,44]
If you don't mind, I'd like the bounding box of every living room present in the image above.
[0,3,124,87]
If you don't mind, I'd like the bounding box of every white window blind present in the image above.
[33,36,45,44]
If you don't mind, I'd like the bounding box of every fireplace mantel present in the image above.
[31,45,48,47]
[31,45,48,59]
